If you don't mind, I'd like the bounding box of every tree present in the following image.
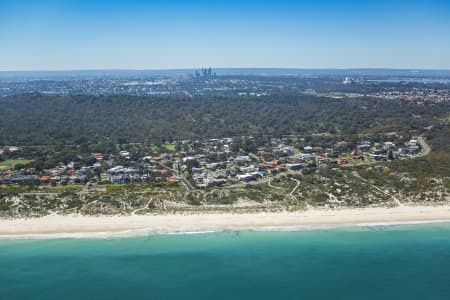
[186,159,200,174]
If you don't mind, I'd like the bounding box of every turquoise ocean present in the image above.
[1,223,450,300]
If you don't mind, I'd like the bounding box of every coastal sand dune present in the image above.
[1,205,450,238]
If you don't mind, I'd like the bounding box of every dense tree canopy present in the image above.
[0,93,447,146]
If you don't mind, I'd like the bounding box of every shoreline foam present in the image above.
[1,205,450,240]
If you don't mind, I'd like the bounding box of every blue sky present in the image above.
[1,0,450,70]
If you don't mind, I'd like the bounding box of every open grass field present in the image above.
[0,159,33,171]
[162,143,176,151]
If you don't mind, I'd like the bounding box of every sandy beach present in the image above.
[0,205,450,238]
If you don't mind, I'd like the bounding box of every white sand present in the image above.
[1,205,450,238]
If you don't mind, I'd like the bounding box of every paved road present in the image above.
[289,177,300,196]
[416,135,431,157]
[180,177,194,191]
[161,162,194,191]
[268,178,282,189]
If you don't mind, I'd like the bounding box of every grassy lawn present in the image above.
[40,184,85,192]
[150,145,160,152]
[162,143,176,151]
[292,147,301,155]
[437,115,450,123]
[0,159,33,170]
[149,143,175,152]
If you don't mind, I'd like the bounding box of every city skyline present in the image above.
[1,0,450,71]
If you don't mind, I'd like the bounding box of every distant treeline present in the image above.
[0,93,447,146]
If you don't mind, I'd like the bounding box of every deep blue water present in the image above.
[1,224,450,300]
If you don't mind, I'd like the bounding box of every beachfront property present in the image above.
[0,134,425,189]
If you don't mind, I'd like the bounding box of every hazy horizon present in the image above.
[2,67,450,73]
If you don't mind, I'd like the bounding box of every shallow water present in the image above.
[1,223,450,300]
